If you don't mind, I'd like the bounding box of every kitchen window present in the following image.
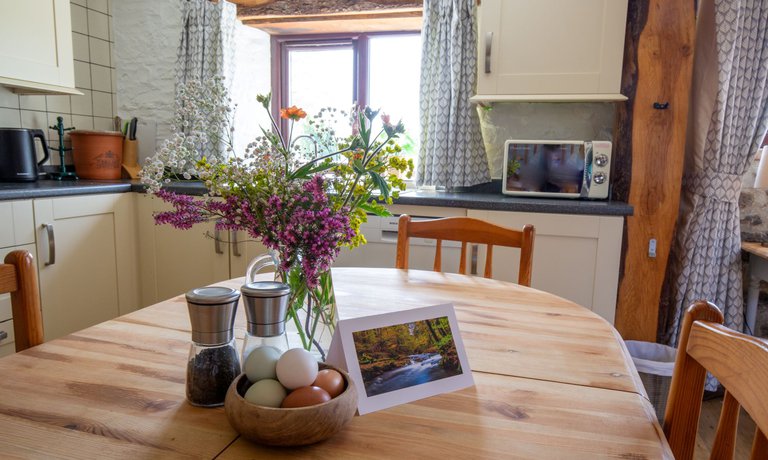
[273,33,421,162]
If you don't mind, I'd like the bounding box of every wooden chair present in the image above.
[395,215,535,286]
[0,250,44,352]
[663,300,768,460]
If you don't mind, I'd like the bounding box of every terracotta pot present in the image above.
[70,130,124,180]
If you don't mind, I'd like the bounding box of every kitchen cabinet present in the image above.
[34,194,140,341]
[473,0,628,102]
[0,200,36,357]
[136,195,267,307]
[334,204,467,271]
[467,210,623,323]
[0,0,80,95]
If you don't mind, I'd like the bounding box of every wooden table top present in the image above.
[0,268,671,459]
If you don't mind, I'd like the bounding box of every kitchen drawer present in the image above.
[0,319,15,357]
[0,201,35,248]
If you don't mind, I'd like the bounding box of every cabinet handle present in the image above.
[43,223,55,266]
[0,331,7,342]
[484,32,493,74]
[470,244,479,275]
[232,230,241,257]
[214,226,224,255]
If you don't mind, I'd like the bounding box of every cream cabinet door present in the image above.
[228,230,268,281]
[34,194,139,341]
[476,0,627,100]
[0,0,78,94]
[467,210,623,324]
[137,195,231,306]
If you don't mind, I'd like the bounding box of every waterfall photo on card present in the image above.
[352,316,463,397]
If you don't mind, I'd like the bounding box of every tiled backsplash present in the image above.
[0,0,116,165]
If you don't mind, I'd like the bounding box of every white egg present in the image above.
[244,346,282,382]
[275,348,318,390]
[244,379,287,408]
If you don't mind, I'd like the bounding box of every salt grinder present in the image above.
[240,281,291,361]
[185,286,241,407]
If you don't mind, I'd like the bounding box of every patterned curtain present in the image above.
[659,0,768,371]
[176,0,236,87]
[175,0,237,160]
[417,0,490,188]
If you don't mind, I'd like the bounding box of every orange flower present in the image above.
[280,106,307,120]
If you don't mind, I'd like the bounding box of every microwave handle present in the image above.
[484,32,493,74]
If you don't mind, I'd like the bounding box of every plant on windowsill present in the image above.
[140,78,413,359]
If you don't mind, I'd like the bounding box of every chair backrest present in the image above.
[0,250,43,352]
[395,214,535,286]
[663,300,768,460]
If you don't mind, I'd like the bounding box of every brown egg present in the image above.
[281,386,331,408]
[312,369,345,398]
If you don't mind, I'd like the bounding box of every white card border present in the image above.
[330,303,474,415]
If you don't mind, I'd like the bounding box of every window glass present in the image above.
[288,45,354,142]
[369,35,421,160]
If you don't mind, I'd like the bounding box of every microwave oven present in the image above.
[501,140,611,199]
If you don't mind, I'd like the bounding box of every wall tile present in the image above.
[20,111,49,131]
[74,61,92,89]
[111,68,117,92]
[87,0,109,14]
[0,108,22,128]
[91,64,111,92]
[19,95,47,112]
[72,32,90,62]
[89,37,110,67]
[92,91,113,118]
[72,115,94,131]
[87,10,109,41]
[71,4,88,34]
[71,0,86,6]
[46,95,71,114]
[71,90,93,116]
[0,87,20,109]
[93,117,114,131]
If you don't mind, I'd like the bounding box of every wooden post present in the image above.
[612,0,696,341]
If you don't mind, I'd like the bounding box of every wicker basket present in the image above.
[625,340,677,422]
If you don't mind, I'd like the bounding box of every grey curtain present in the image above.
[175,0,237,161]
[176,0,237,88]
[417,0,490,188]
[660,0,768,366]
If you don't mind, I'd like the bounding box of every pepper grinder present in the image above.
[240,281,291,362]
[185,286,241,407]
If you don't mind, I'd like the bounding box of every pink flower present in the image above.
[381,113,391,126]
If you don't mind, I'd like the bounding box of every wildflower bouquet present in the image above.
[141,80,413,358]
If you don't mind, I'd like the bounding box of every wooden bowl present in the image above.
[224,363,358,446]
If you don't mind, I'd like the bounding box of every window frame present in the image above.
[271,31,420,132]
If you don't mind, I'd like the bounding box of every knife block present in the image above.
[122,138,141,179]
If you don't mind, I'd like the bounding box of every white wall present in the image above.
[112,0,182,155]
[111,0,271,162]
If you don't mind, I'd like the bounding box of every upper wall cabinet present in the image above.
[473,0,628,102]
[0,0,81,95]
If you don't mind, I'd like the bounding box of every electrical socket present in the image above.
[649,238,657,258]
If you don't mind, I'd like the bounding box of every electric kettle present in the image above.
[0,128,50,182]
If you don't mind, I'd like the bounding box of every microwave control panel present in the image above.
[586,141,611,199]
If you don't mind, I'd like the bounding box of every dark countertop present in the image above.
[0,180,633,216]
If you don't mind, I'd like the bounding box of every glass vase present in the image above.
[246,251,338,361]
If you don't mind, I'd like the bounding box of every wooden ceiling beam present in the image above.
[241,9,422,26]
[236,0,422,20]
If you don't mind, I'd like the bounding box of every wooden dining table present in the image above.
[0,268,671,459]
